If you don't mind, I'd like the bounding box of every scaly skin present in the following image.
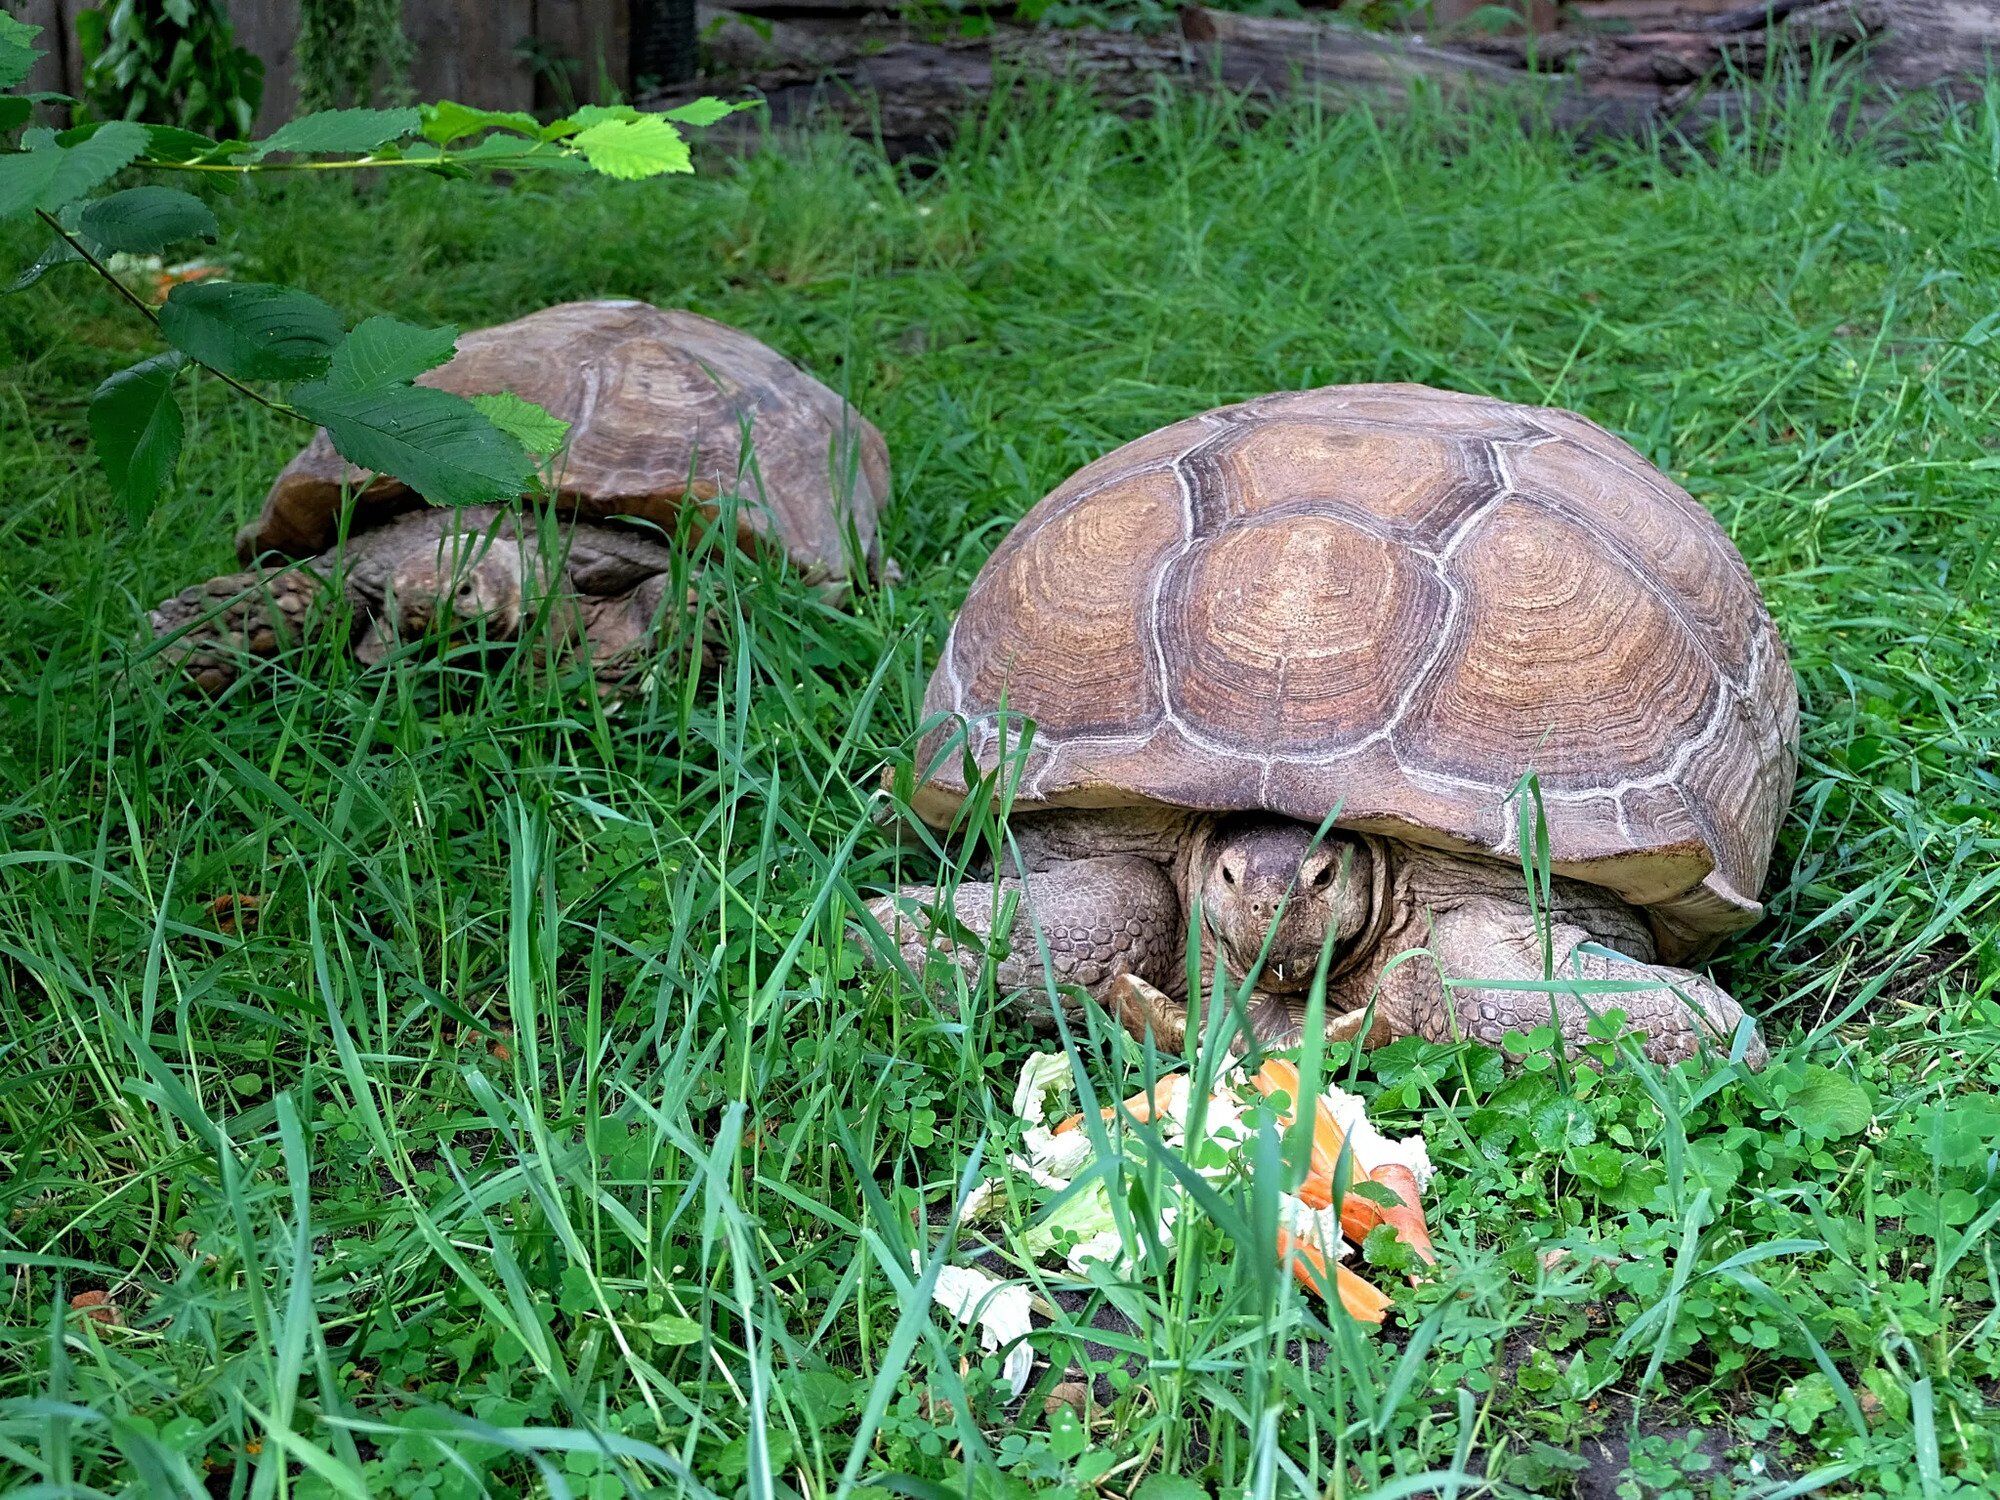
[865,809,1766,1068]
[151,507,690,692]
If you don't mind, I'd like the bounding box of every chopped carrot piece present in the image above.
[1258,1061,1435,1263]
[1295,1172,1380,1243]
[1256,1064,1352,1208]
[1252,1059,1350,1190]
[1276,1229,1389,1324]
[1053,1074,1186,1135]
[1366,1162,1437,1265]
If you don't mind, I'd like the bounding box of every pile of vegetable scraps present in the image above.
[931,1050,1439,1396]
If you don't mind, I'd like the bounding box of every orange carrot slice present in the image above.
[1276,1229,1389,1324]
[1366,1162,1437,1266]
[1257,1061,1436,1264]
[1053,1074,1186,1135]
[1251,1059,1349,1183]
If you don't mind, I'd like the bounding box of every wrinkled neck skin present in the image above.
[1187,816,1390,995]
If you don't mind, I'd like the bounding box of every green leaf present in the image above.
[46,120,147,206]
[1359,1221,1420,1274]
[569,115,691,180]
[1788,1066,1871,1141]
[138,125,244,163]
[448,135,586,171]
[1344,1179,1401,1208]
[325,315,458,390]
[635,1313,701,1346]
[1566,1142,1627,1190]
[89,352,186,522]
[6,235,82,293]
[556,104,642,135]
[79,186,218,253]
[470,392,570,457]
[0,13,42,91]
[290,379,533,507]
[0,148,60,221]
[1133,1478,1209,1500]
[159,281,345,382]
[249,107,421,159]
[0,121,147,220]
[419,100,540,146]
[0,97,30,134]
[660,97,747,127]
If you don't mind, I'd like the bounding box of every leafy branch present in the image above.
[0,13,752,522]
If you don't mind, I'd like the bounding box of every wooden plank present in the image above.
[227,0,300,130]
[8,0,79,109]
[532,0,630,109]
[405,0,535,110]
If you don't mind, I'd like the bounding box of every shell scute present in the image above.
[912,384,1797,937]
[237,300,889,587]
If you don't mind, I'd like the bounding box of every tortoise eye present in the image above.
[1221,862,1238,888]
[1307,862,1332,890]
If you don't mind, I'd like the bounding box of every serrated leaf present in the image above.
[0,13,41,91]
[47,120,148,207]
[291,380,532,507]
[138,125,242,163]
[1789,1066,1870,1141]
[660,97,744,127]
[420,100,540,146]
[90,351,186,522]
[470,392,570,457]
[567,103,644,129]
[6,234,82,292]
[326,316,458,390]
[249,107,420,160]
[79,186,218,253]
[450,136,585,171]
[159,281,345,382]
[0,120,147,220]
[0,148,60,220]
[569,115,692,180]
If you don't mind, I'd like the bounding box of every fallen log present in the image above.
[660,0,1979,158]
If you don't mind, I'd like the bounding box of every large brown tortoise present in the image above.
[870,384,1798,1068]
[151,299,891,691]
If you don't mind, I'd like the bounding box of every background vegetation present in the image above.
[1,76,1996,1497]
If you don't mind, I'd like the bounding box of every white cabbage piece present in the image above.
[1320,1083,1434,1189]
[924,1260,1035,1398]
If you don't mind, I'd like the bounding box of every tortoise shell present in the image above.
[237,300,891,588]
[911,384,1798,943]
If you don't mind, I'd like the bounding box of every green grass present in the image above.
[2,72,1999,1498]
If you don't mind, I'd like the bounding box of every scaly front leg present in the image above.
[865,856,1181,1025]
[1381,896,1767,1068]
[150,565,328,692]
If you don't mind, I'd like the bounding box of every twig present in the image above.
[38,208,309,423]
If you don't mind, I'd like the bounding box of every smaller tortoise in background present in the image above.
[871,384,1798,1067]
[151,299,892,691]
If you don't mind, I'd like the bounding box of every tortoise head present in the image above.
[1197,816,1373,991]
[391,532,526,641]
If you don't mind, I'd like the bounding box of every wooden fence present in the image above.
[7,0,632,129]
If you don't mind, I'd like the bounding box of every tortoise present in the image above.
[151,299,892,691]
[868,384,1797,1067]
